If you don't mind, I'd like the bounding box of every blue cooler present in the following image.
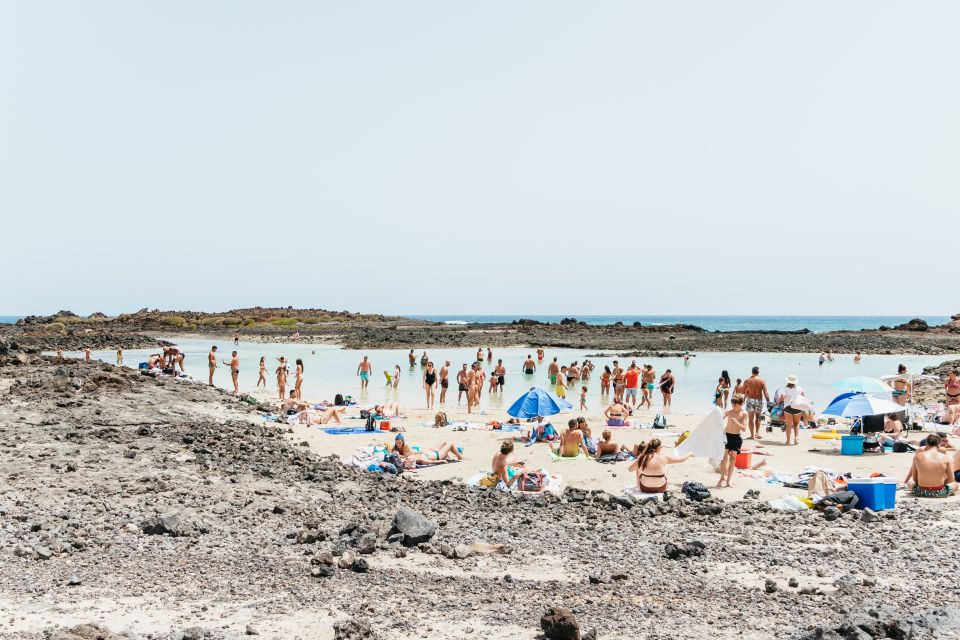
[846,477,897,510]
[840,435,864,455]
[138,362,148,370]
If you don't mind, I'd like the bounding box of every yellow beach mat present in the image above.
[811,429,842,440]
[546,450,589,461]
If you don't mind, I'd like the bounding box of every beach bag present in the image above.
[434,412,448,428]
[479,473,500,488]
[364,415,376,432]
[892,441,911,453]
[807,470,836,498]
[653,413,667,429]
[386,452,405,474]
[360,409,371,419]
[517,471,545,492]
[819,490,859,511]
[681,481,711,502]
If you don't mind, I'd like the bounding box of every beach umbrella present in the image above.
[821,392,905,418]
[507,387,571,419]
[831,376,893,394]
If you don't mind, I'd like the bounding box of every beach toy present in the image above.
[811,429,841,440]
[846,477,897,510]
[380,420,391,431]
[734,450,753,469]
[840,435,864,456]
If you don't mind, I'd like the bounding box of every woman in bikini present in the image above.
[393,433,463,467]
[276,363,288,401]
[296,406,345,425]
[945,369,960,425]
[294,359,304,399]
[603,397,631,427]
[600,366,612,396]
[628,438,692,493]
[423,362,438,409]
[257,357,267,388]
[892,364,912,406]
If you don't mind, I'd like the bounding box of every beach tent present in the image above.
[821,392,904,418]
[675,405,725,466]
[507,387,572,419]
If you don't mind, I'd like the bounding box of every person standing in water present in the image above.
[294,359,304,399]
[640,365,656,410]
[536,348,544,362]
[659,370,675,408]
[423,361,438,409]
[257,357,267,388]
[892,364,912,406]
[393,364,401,389]
[522,354,536,375]
[409,350,416,367]
[83,347,91,362]
[487,347,493,362]
[276,361,287,400]
[234,331,239,346]
[222,350,240,394]
[207,346,218,386]
[439,360,451,404]
[457,364,469,402]
[357,356,372,390]
[494,359,506,392]
[548,358,560,387]
[116,347,123,365]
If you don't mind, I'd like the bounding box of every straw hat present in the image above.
[785,375,799,385]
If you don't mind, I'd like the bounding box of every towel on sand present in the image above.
[546,450,589,462]
[465,471,564,497]
[623,486,663,500]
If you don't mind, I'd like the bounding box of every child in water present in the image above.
[579,386,588,411]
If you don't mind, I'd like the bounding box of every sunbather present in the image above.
[603,397,632,427]
[551,419,591,458]
[280,391,310,414]
[903,434,956,497]
[374,402,401,418]
[595,430,629,459]
[628,438,692,493]
[483,440,525,487]
[392,433,462,467]
[296,407,345,425]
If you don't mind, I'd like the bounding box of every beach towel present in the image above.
[323,426,382,435]
[546,450,589,462]
[623,486,663,500]
[465,471,564,496]
[674,406,724,466]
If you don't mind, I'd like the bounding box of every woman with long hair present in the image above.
[719,370,731,407]
[257,357,267,388]
[628,438,692,493]
[294,358,304,399]
[423,361,438,409]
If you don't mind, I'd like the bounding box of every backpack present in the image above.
[681,481,711,502]
[360,409,371,419]
[517,471,545,492]
[385,452,405,474]
[653,413,667,429]
[364,414,376,432]
[819,490,859,511]
[892,441,911,453]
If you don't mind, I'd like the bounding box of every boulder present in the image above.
[540,607,580,640]
[389,507,436,547]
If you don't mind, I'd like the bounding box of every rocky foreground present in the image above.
[7,309,960,354]
[2,355,960,639]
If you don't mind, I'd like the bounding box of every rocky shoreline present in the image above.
[6,308,960,355]
[1,350,959,639]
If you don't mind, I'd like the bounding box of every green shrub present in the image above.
[161,315,187,327]
[47,322,65,332]
[269,317,299,327]
[220,317,242,326]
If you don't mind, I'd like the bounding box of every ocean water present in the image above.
[62,338,945,416]
[407,315,951,333]
[0,316,22,325]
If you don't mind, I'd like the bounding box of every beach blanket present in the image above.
[465,471,564,497]
[675,406,724,465]
[546,450,589,462]
[323,426,379,435]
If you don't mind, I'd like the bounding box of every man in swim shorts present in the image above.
[457,364,469,402]
[222,350,240,394]
[641,365,656,409]
[207,346,218,386]
[905,434,956,498]
[548,358,559,386]
[523,354,536,375]
[623,364,640,407]
[742,366,770,439]
[439,360,450,404]
[357,356,372,390]
[494,359,506,391]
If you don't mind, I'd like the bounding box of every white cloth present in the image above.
[674,406,725,466]
[779,385,811,411]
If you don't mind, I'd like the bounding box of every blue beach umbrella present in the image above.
[821,392,904,418]
[831,376,893,394]
[507,387,572,419]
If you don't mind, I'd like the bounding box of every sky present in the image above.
[2,2,958,317]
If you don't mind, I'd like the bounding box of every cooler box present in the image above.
[846,477,897,511]
[840,435,864,456]
[138,362,148,370]
[379,420,391,431]
[735,450,753,469]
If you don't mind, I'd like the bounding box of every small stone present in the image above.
[245,624,259,636]
[67,575,82,586]
[764,579,778,593]
[861,508,881,523]
[788,577,799,588]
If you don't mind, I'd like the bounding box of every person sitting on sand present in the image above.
[603,397,631,427]
[392,433,463,467]
[903,434,956,497]
[551,419,591,458]
[280,391,310,414]
[295,406,345,425]
[628,438,692,493]
[482,440,526,488]
[595,430,630,459]
[374,402,401,418]
[717,395,747,488]
[945,370,960,425]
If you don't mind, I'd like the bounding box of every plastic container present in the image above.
[138,362,148,370]
[846,477,897,510]
[379,420,391,431]
[840,435,864,456]
[734,450,753,469]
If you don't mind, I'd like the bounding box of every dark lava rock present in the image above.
[389,507,436,547]
[333,617,380,640]
[48,623,126,640]
[664,540,706,560]
[860,508,881,524]
[140,514,187,537]
[541,606,580,640]
[764,579,778,593]
[823,506,841,521]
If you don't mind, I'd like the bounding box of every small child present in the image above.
[579,386,588,410]
[489,373,498,393]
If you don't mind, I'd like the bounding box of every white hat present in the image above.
[785,375,799,385]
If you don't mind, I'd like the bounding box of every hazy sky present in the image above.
[3,2,958,316]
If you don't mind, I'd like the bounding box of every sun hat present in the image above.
[785,375,799,385]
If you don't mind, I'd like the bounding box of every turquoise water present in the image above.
[64,338,945,416]
[0,316,22,325]
[407,315,951,333]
